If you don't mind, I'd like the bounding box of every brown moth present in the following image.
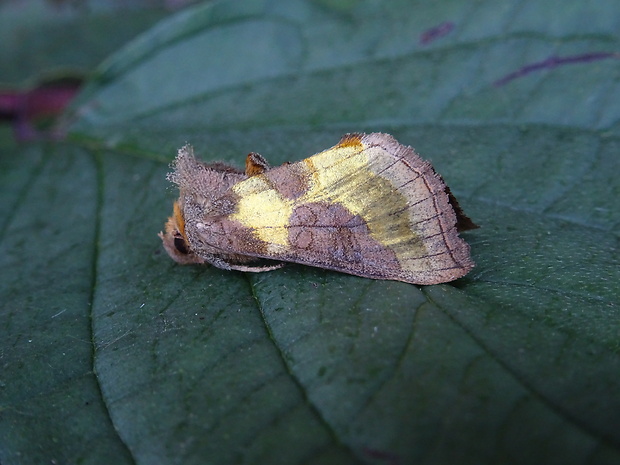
[159,133,477,285]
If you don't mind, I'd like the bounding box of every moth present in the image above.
[159,133,476,285]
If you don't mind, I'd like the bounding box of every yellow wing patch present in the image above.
[231,174,293,253]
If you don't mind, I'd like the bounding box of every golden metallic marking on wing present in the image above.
[302,142,428,260]
[230,174,293,252]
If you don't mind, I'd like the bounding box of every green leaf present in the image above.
[2,1,619,464]
[0,0,172,86]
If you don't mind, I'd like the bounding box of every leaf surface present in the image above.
[2,1,619,464]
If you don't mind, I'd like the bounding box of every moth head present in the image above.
[159,201,206,265]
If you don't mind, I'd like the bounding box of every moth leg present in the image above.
[205,254,285,273]
[245,152,270,176]
[225,262,286,272]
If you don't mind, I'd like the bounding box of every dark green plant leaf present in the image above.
[0,0,174,86]
[2,1,619,464]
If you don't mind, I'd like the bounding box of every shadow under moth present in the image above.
[160,133,477,285]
